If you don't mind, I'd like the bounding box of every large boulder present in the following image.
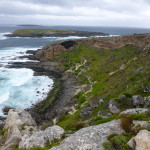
[128,130,150,150]
[50,120,124,150]
[19,125,65,149]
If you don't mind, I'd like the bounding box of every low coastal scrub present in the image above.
[50,43,150,130]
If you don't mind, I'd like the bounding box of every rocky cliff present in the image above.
[1,33,150,150]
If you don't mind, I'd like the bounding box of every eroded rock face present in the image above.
[50,120,124,150]
[128,130,150,150]
[19,125,65,149]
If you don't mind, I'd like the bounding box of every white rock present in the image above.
[50,120,124,150]
[2,108,37,149]
[19,125,65,149]
[128,130,150,150]
[120,108,149,115]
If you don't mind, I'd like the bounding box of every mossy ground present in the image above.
[50,43,150,131]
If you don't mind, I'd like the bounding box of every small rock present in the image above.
[109,99,120,114]
[131,95,150,108]
[99,99,104,105]
[128,130,150,150]
[80,107,93,118]
[132,95,145,107]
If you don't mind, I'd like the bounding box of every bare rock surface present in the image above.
[19,125,65,149]
[50,120,124,150]
[128,130,150,150]
[120,108,149,115]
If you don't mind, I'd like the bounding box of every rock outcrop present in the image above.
[0,109,65,150]
[128,130,150,150]
[50,120,124,150]
[1,109,37,149]
[19,125,65,149]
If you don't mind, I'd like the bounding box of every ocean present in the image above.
[0,24,150,116]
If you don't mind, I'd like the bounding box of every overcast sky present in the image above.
[0,0,150,28]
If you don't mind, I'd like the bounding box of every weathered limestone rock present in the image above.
[50,120,124,150]
[128,130,150,150]
[109,99,121,114]
[19,125,65,149]
[1,109,37,149]
[120,108,149,115]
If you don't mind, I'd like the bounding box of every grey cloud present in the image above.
[0,0,150,27]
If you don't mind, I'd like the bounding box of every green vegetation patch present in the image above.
[51,42,150,131]
[103,133,133,150]
[0,129,7,136]
[13,29,73,35]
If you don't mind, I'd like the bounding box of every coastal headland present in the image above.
[0,33,150,150]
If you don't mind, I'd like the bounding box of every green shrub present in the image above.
[0,129,7,136]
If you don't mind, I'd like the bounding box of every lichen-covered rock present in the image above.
[132,95,150,108]
[128,130,150,150]
[19,125,65,149]
[50,120,124,150]
[120,108,149,115]
[109,99,121,114]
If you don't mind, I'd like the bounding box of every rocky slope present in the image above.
[1,33,150,150]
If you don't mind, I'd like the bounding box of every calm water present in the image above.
[0,24,150,116]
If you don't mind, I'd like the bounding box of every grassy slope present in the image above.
[12,29,73,35]
[49,43,150,131]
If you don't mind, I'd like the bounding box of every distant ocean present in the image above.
[0,24,150,116]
